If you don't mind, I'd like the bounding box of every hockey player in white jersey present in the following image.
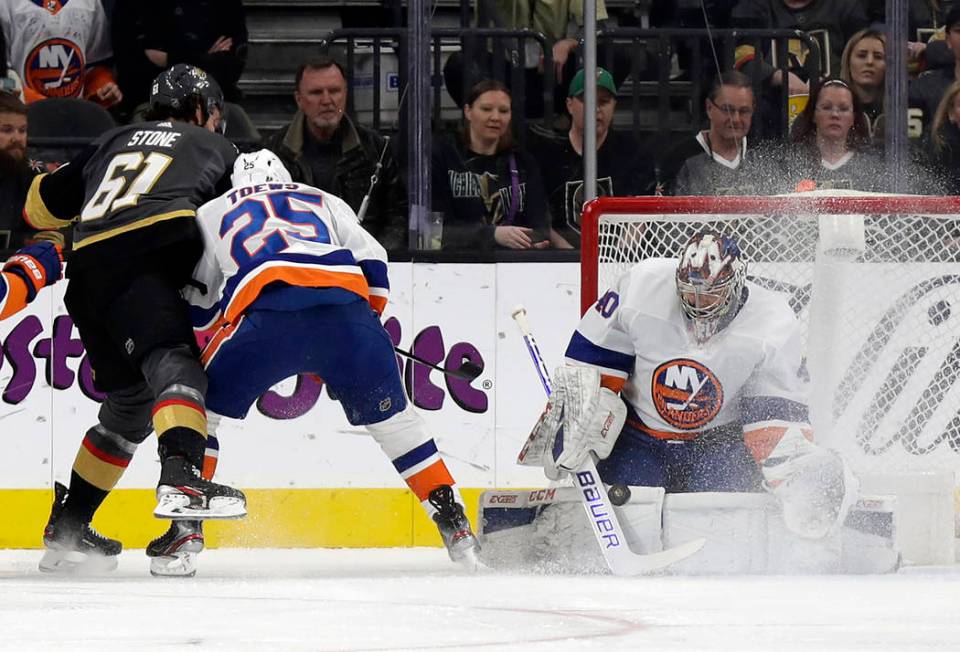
[521,231,858,548]
[148,150,480,575]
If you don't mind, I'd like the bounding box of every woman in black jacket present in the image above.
[431,80,551,251]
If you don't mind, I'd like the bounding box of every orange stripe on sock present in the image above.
[202,454,218,480]
[405,460,455,502]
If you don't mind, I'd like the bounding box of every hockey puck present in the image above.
[928,300,951,326]
[608,483,631,506]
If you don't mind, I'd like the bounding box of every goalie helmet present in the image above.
[231,149,293,186]
[675,231,746,343]
[149,64,225,133]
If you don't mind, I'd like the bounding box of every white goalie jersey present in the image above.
[185,181,390,331]
[566,258,812,452]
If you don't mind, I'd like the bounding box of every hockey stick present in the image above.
[511,305,705,576]
[394,346,483,382]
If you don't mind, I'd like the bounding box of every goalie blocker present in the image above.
[477,487,900,574]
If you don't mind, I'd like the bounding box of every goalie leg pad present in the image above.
[663,492,772,574]
[476,486,665,573]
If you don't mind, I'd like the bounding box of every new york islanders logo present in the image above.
[24,38,85,98]
[651,358,723,430]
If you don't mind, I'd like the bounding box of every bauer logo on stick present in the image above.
[651,358,723,430]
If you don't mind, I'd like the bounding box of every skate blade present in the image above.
[39,548,118,574]
[150,552,197,578]
[154,494,247,520]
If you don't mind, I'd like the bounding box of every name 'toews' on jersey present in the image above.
[185,181,390,331]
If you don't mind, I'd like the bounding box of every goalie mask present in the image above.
[676,231,746,343]
[232,149,293,187]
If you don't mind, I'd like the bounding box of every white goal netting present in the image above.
[582,193,960,478]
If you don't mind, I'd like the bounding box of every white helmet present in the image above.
[231,149,293,186]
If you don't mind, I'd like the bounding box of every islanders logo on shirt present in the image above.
[651,358,723,430]
[24,38,85,98]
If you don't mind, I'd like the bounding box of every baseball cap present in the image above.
[568,67,617,98]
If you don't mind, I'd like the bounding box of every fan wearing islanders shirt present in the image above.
[0,0,121,106]
[176,150,480,572]
[524,231,857,540]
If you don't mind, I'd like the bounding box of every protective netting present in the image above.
[586,196,960,475]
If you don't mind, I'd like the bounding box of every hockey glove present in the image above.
[3,241,63,302]
[761,426,859,539]
[519,365,627,479]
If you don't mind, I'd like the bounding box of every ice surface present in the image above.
[1,548,959,651]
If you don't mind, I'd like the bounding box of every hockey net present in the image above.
[581,192,960,559]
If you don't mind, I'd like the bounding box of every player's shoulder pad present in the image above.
[738,281,800,342]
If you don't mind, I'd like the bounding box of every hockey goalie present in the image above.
[479,231,900,574]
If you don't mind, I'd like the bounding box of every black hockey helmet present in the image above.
[149,64,225,132]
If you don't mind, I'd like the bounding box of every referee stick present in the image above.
[511,305,704,576]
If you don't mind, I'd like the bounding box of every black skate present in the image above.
[39,482,122,574]
[147,520,204,577]
[155,456,246,520]
[428,485,481,570]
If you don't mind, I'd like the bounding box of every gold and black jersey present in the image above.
[25,120,237,273]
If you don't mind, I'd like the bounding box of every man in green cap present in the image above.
[529,67,655,247]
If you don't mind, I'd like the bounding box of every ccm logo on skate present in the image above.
[651,358,723,430]
[575,470,621,549]
[527,488,556,503]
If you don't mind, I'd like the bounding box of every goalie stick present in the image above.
[511,305,705,575]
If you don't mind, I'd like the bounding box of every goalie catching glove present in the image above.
[761,426,859,539]
[518,366,627,479]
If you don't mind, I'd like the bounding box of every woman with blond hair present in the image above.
[841,29,886,141]
[926,80,960,194]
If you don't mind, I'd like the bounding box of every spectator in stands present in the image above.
[443,0,624,120]
[111,1,247,122]
[659,72,768,195]
[788,78,885,191]
[841,29,886,143]
[925,80,960,194]
[265,57,408,252]
[863,0,944,72]
[432,80,551,251]
[910,6,960,140]
[0,0,121,108]
[730,0,869,138]
[0,93,58,251]
[0,28,23,100]
[528,67,655,248]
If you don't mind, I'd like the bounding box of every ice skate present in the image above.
[39,482,122,574]
[147,520,203,577]
[428,485,481,570]
[155,456,246,520]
